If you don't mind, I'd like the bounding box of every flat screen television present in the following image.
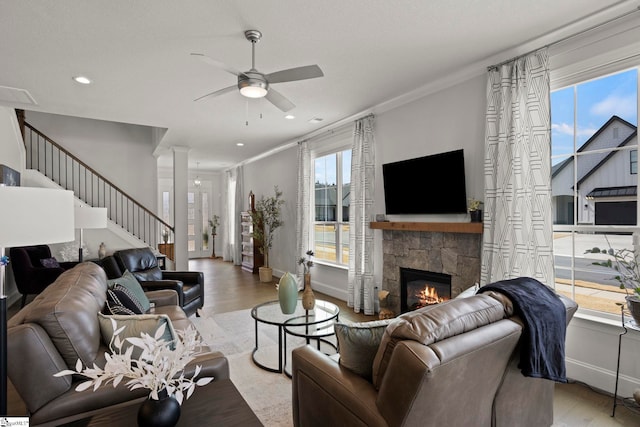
[382,149,467,215]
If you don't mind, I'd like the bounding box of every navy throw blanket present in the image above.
[481,277,567,383]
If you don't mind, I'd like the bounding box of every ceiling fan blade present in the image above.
[265,65,324,84]
[190,53,247,77]
[265,88,295,112]
[194,85,237,102]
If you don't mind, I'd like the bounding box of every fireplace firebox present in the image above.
[400,267,451,313]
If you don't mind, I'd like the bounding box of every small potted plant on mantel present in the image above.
[585,244,640,324]
[250,186,285,283]
[468,198,483,223]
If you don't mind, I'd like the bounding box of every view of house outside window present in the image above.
[551,68,638,315]
[313,149,351,266]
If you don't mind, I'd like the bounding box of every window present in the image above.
[551,68,638,315]
[313,149,351,266]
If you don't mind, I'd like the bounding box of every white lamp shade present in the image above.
[74,206,107,229]
[0,187,75,246]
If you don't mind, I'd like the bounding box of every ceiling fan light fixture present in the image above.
[239,84,267,98]
[238,72,268,98]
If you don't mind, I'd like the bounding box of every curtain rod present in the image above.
[488,5,640,70]
[298,113,375,145]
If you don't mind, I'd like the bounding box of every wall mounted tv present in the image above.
[382,149,467,215]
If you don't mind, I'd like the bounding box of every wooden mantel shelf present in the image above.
[369,221,483,234]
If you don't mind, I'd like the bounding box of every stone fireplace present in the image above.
[379,224,481,315]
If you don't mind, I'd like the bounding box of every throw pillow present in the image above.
[335,318,394,381]
[40,257,60,268]
[97,312,176,358]
[104,286,145,315]
[107,270,151,312]
[456,282,480,299]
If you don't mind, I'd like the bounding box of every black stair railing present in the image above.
[23,122,174,256]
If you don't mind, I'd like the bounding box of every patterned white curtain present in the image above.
[222,169,233,262]
[481,48,553,285]
[295,141,311,290]
[348,116,375,314]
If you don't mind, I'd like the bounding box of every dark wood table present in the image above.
[65,379,262,426]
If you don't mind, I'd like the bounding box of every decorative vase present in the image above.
[137,390,181,427]
[470,209,482,223]
[98,242,106,259]
[278,272,298,314]
[302,273,315,310]
[626,295,640,325]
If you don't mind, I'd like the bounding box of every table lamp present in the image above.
[74,206,107,262]
[0,186,75,415]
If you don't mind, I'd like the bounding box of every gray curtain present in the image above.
[481,48,554,284]
[233,165,244,266]
[295,141,311,290]
[347,116,376,314]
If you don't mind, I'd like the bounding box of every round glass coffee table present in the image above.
[251,299,339,376]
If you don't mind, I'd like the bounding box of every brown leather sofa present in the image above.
[292,291,578,427]
[97,247,204,317]
[7,262,227,427]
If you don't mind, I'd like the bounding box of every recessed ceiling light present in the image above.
[309,117,323,124]
[236,142,245,147]
[285,115,295,120]
[73,76,92,85]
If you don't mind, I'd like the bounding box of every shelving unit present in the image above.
[241,192,264,274]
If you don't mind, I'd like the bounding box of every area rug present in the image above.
[192,309,300,426]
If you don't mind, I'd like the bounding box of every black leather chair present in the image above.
[9,245,77,307]
[99,247,204,317]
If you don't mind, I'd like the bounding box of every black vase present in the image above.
[470,209,483,223]
[137,390,181,427]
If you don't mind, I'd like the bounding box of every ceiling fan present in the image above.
[191,30,324,112]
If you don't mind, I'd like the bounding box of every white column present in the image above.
[172,146,190,270]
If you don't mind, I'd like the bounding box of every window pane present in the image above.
[315,153,337,222]
[342,149,351,222]
[162,191,170,222]
[578,149,637,226]
[314,223,336,262]
[202,192,209,250]
[188,192,195,204]
[555,231,630,315]
[631,150,637,175]
[341,224,349,264]
[551,87,575,159]
[188,240,195,251]
[188,224,195,236]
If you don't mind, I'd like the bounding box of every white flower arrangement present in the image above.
[55,319,213,404]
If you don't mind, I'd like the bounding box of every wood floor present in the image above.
[6,258,640,425]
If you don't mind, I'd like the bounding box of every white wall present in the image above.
[0,106,27,305]
[242,73,487,301]
[25,111,158,211]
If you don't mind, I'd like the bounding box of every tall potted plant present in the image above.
[208,215,220,258]
[250,186,285,282]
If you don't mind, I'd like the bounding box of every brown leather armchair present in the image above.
[292,292,578,427]
[98,247,204,317]
[9,245,77,307]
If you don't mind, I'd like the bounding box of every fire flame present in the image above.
[416,285,446,307]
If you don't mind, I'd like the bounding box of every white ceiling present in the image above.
[0,0,632,171]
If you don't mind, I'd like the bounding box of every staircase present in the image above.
[22,122,174,256]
